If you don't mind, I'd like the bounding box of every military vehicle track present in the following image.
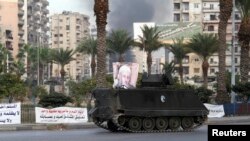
[93,114,207,133]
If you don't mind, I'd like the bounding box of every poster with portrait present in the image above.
[113,62,139,89]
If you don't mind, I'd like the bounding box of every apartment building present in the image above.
[173,0,202,22]
[26,0,50,46]
[202,0,241,76]
[50,11,90,81]
[172,0,241,79]
[0,0,21,60]
[0,0,50,80]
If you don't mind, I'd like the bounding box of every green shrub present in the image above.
[38,92,73,108]
[194,87,214,103]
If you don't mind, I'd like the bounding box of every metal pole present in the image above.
[37,34,40,86]
[231,0,236,103]
[6,53,9,73]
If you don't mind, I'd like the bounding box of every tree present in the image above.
[161,61,175,85]
[51,48,75,93]
[135,25,163,74]
[77,37,97,77]
[0,44,12,73]
[67,79,96,107]
[0,73,27,103]
[167,37,189,84]
[216,0,233,104]
[236,0,250,83]
[107,29,134,62]
[94,0,109,88]
[187,33,219,88]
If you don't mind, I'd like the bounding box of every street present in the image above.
[0,125,207,141]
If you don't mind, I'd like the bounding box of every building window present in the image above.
[66,25,70,30]
[194,68,200,73]
[235,47,238,53]
[208,25,214,31]
[210,68,215,74]
[210,15,216,20]
[194,3,199,8]
[210,58,214,63]
[174,14,180,21]
[210,4,214,10]
[174,3,181,10]
[235,58,238,63]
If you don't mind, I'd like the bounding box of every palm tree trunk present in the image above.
[147,52,152,75]
[179,62,184,84]
[118,54,124,62]
[202,61,209,88]
[216,0,232,104]
[60,66,65,93]
[94,0,109,88]
[240,41,250,83]
[90,55,96,77]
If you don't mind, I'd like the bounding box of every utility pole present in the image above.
[231,0,236,103]
[37,33,40,86]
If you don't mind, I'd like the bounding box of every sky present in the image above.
[48,0,173,34]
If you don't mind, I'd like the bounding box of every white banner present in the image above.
[0,102,21,124]
[204,103,225,118]
[35,107,88,123]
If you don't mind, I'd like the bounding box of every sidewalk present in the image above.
[0,116,249,131]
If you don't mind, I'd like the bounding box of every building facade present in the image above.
[172,0,241,79]
[50,11,90,81]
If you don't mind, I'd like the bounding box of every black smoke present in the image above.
[87,0,172,35]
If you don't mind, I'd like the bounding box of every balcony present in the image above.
[18,19,24,26]
[6,41,13,50]
[19,38,25,45]
[18,0,24,7]
[18,29,24,36]
[41,0,49,6]
[18,9,24,16]
[42,9,49,15]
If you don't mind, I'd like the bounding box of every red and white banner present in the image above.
[35,107,88,123]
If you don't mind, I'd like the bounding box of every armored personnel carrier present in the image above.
[89,74,209,133]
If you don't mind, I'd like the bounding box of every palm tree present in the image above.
[77,37,97,77]
[187,33,219,88]
[51,48,75,93]
[135,25,163,75]
[94,0,109,87]
[216,0,233,104]
[167,37,189,84]
[236,0,250,83]
[161,61,175,85]
[107,29,134,62]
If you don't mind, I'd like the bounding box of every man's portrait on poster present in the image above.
[113,62,139,89]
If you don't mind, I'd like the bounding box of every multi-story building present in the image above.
[26,0,50,47]
[0,0,50,80]
[172,0,241,79]
[0,0,22,61]
[202,0,241,76]
[173,0,202,22]
[50,11,90,81]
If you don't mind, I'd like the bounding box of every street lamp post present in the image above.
[37,33,40,86]
[231,0,236,103]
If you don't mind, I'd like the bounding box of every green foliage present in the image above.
[232,82,250,102]
[161,61,175,85]
[38,92,73,108]
[166,83,195,90]
[67,78,96,106]
[0,73,27,103]
[213,71,240,93]
[194,87,214,103]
